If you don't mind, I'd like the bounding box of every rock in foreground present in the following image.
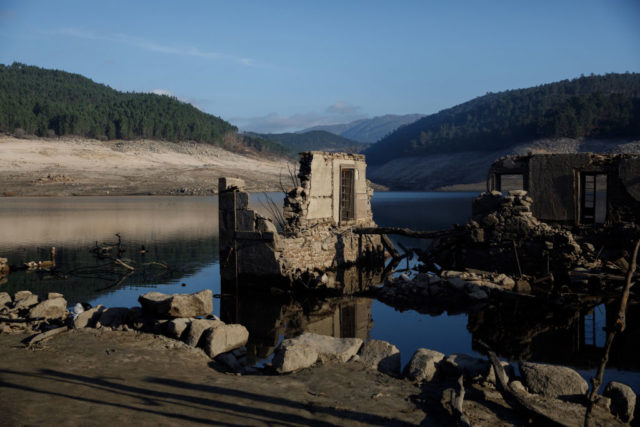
[519,361,588,398]
[138,289,213,317]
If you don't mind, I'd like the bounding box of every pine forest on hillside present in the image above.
[0,62,289,155]
[365,73,640,164]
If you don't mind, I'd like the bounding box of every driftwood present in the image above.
[0,316,45,323]
[479,342,565,426]
[26,326,68,347]
[354,227,462,240]
[113,258,135,271]
[380,234,400,259]
[452,375,471,427]
[584,238,640,427]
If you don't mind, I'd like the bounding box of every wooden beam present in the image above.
[354,227,461,239]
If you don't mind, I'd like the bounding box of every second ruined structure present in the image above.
[219,151,386,291]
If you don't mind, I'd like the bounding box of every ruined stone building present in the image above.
[484,153,640,225]
[219,152,385,291]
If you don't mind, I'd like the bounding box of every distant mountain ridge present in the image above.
[299,114,425,143]
[245,130,368,154]
[364,73,640,165]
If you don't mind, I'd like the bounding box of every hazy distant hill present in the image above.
[300,114,425,143]
[365,73,640,166]
[246,130,369,153]
[0,62,287,155]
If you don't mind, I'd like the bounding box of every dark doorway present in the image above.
[340,168,355,222]
[581,173,607,224]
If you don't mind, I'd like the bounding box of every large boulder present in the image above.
[289,333,362,363]
[358,339,401,375]
[404,348,445,382]
[272,343,319,373]
[519,362,588,398]
[28,297,68,320]
[603,381,636,422]
[183,318,223,347]
[138,289,213,318]
[202,324,249,358]
[73,305,105,329]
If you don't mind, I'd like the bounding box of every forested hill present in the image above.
[0,62,287,154]
[364,73,640,165]
[245,130,369,153]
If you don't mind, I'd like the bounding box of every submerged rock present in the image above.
[404,348,445,383]
[358,339,401,375]
[519,361,588,398]
[603,381,636,423]
[138,289,213,318]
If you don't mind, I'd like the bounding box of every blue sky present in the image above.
[1,0,639,133]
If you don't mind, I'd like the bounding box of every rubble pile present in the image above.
[0,289,249,373]
[376,270,525,313]
[426,190,585,276]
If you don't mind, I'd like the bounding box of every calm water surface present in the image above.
[1,192,638,391]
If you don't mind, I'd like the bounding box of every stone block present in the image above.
[202,324,249,358]
[184,318,224,347]
[236,210,255,231]
[358,339,401,375]
[138,289,213,318]
[74,305,105,329]
[603,381,636,423]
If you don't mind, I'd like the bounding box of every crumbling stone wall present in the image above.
[219,152,384,288]
[284,152,375,232]
[486,153,640,225]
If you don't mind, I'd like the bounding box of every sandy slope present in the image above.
[368,138,640,191]
[0,135,294,196]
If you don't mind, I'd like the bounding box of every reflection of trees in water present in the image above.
[468,296,640,371]
[3,236,218,304]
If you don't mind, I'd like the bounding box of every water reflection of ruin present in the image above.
[220,265,381,365]
[468,296,640,371]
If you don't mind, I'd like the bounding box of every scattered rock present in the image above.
[138,289,213,318]
[14,291,39,310]
[603,381,636,422]
[272,343,319,373]
[404,348,445,382]
[28,297,68,320]
[519,361,588,398]
[358,339,401,375]
[183,318,223,347]
[202,324,249,358]
[47,292,64,300]
[165,318,192,340]
[73,305,105,329]
[216,352,244,372]
[0,292,11,307]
